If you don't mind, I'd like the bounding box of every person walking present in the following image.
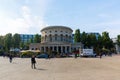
[31,55,36,69]
[100,53,103,59]
[75,53,77,58]
[9,54,13,63]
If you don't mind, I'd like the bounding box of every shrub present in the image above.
[21,51,34,58]
[0,50,4,56]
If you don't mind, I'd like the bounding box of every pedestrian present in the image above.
[100,53,103,59]
[9,54,13,63]
[75,53,77,58]
[31,55,36,69]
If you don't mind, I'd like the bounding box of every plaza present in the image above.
[0,55,120,80]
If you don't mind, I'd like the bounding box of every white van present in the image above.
[80,49,96,57]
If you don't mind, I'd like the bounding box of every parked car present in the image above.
[68,53,75,57]
[36,53,48,58]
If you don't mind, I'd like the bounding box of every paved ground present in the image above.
[0,55,120,80]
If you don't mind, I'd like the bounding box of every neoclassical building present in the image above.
[29,26,82,54]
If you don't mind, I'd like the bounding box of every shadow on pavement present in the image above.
[35,68,47,71]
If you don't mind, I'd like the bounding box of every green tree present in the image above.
[97,35,103,49]
[102,31,114,50]
[12,33,21,48]
[30,38,34,43]
[0,36,5,53]
[20,42,25,50]
[74,29,81,43]
[117,35,120,46]
[24,42,30,50]
[81,32,87,48]
[4,33,13,52]
[86,34,97,48]
[34,34,41,43]
[0,36,4,47]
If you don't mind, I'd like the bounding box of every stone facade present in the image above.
[29,26,82,54]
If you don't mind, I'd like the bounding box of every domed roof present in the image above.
[41,26,73,32]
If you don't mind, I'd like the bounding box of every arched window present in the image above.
[55,34,57,41]
[69,36,71,42]
[60,34,63,41]
[45,35,47,42]
[49,34,52,42]
[66,35,68,42]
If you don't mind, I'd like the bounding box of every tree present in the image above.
[0,36,5,53]
[34,34,41,43]
[0,36,4,47]
[20,42,25,50]
[94,35,103,55]
[102,31,114,50]
[117,35,120,46]
[97,35,103,49]
[81,32,87,48]
[74,29,81,43]
[4,33,13,52]
[12,33,21,48]
[24,42,30,50]
[30,38,34,43]
[86,33,97,48]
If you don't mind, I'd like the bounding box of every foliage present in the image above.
[20,41,30,50]
[0,49,4,56]
[86,34,97,48]
[30,38,34,43]
[20,51,41,58]
[20,42,24,49]
[24,42,30,50]
[12,33,21,48]
[21,51,34,58]
[80,31,114,54]
[34,34,41,43]
[102,31,114,49]
[117,35,120,46]
[0,36,4,47]
[81,32,87,48]
[74,29,81,43]
[4,33,13,52]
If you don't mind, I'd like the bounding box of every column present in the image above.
[44,46,46,52]
[69,46,71,53]
[52,46,54,51]
[57,46,58,52]
[40,47,41,51]
[65,46,67,53]
[61,46,63,53]
[41,47,44,52]
[67,46,69,53]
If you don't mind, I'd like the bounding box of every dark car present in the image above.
[36,53,48,58]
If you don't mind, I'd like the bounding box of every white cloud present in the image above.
[0,0,52,35]
[104,28,120,38]
[93,20,120,38]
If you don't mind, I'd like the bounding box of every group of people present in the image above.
[8,54,36,69]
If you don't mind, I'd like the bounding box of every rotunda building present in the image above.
[29,26,82,54]
[41,26,73,43]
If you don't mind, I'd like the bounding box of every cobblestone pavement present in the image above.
[0,55,120,80]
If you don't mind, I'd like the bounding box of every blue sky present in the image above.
[0,0,120,38]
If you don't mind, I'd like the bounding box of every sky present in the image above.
[0,0,120,38]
